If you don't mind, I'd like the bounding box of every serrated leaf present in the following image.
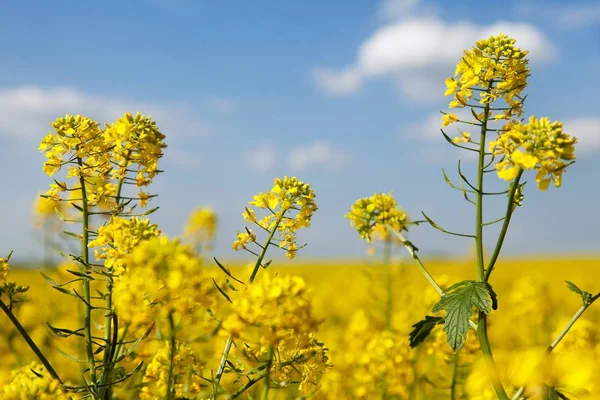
[408,316,444,348]
[432,280,491,352]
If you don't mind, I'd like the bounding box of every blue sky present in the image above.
[0,0,599,262]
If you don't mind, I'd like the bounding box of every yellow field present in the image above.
[2,256,599,399]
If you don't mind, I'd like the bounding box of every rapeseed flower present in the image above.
[235,176,317,259]
[489,116,577,190]
[444,33,529,120]
[345,192,409,242]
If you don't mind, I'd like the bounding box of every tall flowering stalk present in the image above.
[211,176,328,398]
[35,113,165,399]
[347,34,590,400]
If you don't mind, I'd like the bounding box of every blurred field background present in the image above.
[4,254,599,398]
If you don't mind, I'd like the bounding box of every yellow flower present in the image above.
[234,176,317,259]
[0,257,8,282]
[442,113,459,127]
[113,236,215,335]
[183,207,218,251]
[0,362,70,400]
[88,216,160,274]
[221,272,330,393]
[453,131,471,143]
[489,116,577,190]
[444,34,530,120]
[140,341,205,400]
[345,192,409,243]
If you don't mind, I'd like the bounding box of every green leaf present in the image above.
[432,280,492,352]
[408,316,444,348]
[212,278,232,303]
[566,281,583,295]
[565,281,593,305]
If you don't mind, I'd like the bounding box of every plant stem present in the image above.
[511,292,600,400]
[0,299,63,384]
[474,95,509,400]
[484,170,523,282]
[477,314,508,400]
[97,156,129,400]
[450,352,459,400]
[249,221,280,283]
[260,346,273,400]
[166,311,177,400]
[383,238,393,331]
[78,165,98,395]
[212,221,281,399]
[387,228,444,297]
[212,336,233,397]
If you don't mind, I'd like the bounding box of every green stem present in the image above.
[260,346,273,400]
[383,238,393,331]
[388,228,444,297]
[166,312,177,400]
[484,170,523,282]
[212,336,233,398]
[450,352,459,400]
[474,92,509,400]
[98,154,129,399]
[78,163,98,395]
[511,292,600,400]
[249,220,280,283]
[0,299,63,384]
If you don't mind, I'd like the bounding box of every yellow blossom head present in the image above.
[183,207,218,250]
[445,33,529,119]
[113,236,215,334]
[490,116,576,190]
[235,176,317,259]
[345,192,409,243]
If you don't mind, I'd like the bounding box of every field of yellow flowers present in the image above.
[1,33,598,400]
[2,257,600,399]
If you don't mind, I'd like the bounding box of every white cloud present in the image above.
[564,117,600,152]
[288,141,350,171]
[0,85,212,143]
[311,67,362,96]
[378,0,421,21]
[312,16,556,101]
[247,144,277,171]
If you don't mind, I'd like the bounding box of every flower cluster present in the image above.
[113,236,214,334]
[39,115,110,178]
[104,112,166,198]
[269,333,332,393]
[0,363,70,400]
[444,33,529,119]
[321,310,413,399]
[0,257,7,282]
[39,112,165,208]
[222,272,330,393]
[88,216,160,274]
[236,176,317,259]
[489,116,577,190]
[183,207,218,251]
[139,341,205,400]
[222,272,322,343]
[345,192,409,242]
